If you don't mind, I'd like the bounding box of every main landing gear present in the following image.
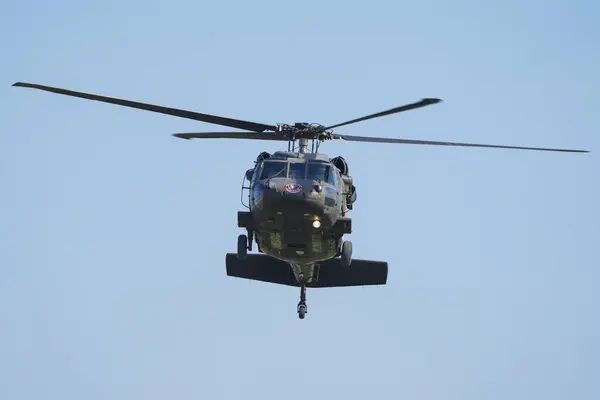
[297,283,307,319]
[237,234,247,259]
[340,240,352,267]
[237,230,254,260]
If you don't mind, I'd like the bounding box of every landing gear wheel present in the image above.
[297,284,307,319]
[340,240,352,267]
[237,234,248,260]
[298,304,307,319]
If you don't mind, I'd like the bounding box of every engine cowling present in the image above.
[330,156,349,175]
[256,151,271,163]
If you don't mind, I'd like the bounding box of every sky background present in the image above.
[1,0,599,399]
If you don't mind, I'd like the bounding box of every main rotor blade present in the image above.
[336,134,589,153]
[173,131,287,141]
[322,98,442,131]
[12,82,277,133]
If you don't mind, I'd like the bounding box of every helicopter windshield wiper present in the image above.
[12,82,277,133]
[334,134,589,153]
[270,168,287,179]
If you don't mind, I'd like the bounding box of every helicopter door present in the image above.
[241,164,263,209]
[329,167,347,215]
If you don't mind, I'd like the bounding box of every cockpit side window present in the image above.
[327,166,336,185]
[333,167,342,189]
[288,162,306,179]
[259,161,287,180]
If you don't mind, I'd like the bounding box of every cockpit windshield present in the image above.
[307,162,330,182]
[306,162,339,186]
[259,161,287,180]
[288,162,306,179]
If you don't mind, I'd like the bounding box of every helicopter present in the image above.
[12,81,589,319]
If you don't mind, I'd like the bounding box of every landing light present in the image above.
[312,220,321,229]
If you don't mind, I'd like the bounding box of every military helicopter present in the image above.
[12,82,588,319]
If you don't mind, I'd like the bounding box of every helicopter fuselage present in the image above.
[252,174,342,262]
[237,151,355,281]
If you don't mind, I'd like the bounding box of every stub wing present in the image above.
[225,253,388,288]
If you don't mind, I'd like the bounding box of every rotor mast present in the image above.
[298,138,309,153]
[287,137,313,153]
[280,123,321,154]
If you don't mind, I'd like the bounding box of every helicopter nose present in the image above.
[261,178,325,214]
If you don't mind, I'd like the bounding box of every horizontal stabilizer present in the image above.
[225,253,388,288]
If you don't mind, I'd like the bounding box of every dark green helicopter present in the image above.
[12,82,588,319]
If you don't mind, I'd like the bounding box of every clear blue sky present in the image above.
[2,0,598,399]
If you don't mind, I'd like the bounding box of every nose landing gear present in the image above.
[297,283,307,319]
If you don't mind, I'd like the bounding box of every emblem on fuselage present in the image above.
[284,183,303,193]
